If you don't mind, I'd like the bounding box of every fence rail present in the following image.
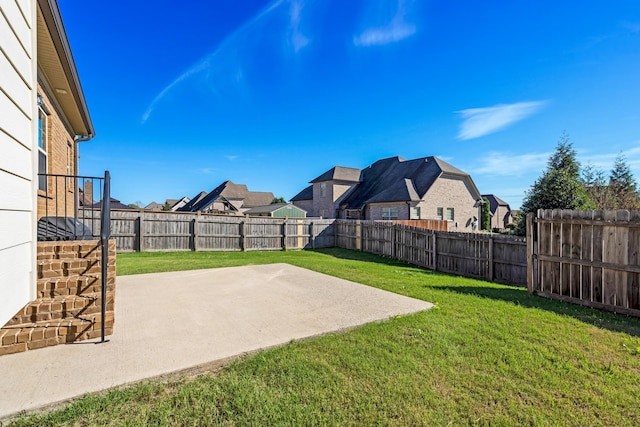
[527,209,640,317]
[334,220,527,286]
[80,210,336,252]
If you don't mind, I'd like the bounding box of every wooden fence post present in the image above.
[526,213,534,294]
[283,220,288,250]
[192,214,199,252]
[310,221,315,249]
[137,210,145,252]
[392,224,397,259]
[239,220,245,252]
[432,232,438,271]
[488,236,494,281]
[356,220,362,251]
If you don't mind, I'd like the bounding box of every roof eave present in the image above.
[38,0,94,139]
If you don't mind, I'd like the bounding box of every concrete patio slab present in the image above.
[0,263,432,420]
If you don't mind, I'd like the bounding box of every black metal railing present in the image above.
[37,171,112,343]
[100,171,111,343]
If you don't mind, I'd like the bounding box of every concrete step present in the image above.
[0,314,113,356]
[4,293,114,326]
[36,274,104,298]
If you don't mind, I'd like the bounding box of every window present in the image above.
[37,102,48,191]
[436,207,443,220]
[346,209,360,219]
[382,206,399,220]
[412,207,420,219]
[320,183,326,198]
[446,207,455,221]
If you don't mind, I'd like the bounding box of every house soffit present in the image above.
[37,0,93,138]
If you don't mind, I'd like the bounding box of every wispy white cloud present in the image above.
[199,167,217,174]
[456,101,548,140]
[471,151,550,176]
[580,143,640,171]
[142,0,287,123]
[621,21,640,34]
[354,0,416,47]
[225,155,239,161]
[288,0,309,53]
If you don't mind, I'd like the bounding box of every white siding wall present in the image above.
[0,0,37,326]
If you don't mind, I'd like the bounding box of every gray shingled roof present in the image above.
[310,166,361,183]
[481,194,510,215]
[182,181,275,212]
[340,156,480,209]
[292,156,480,208]
[290,185,313,202]
[244,203,306,215]
[178,191,207,211]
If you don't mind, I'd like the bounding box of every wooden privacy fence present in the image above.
[527,209,640,317]
[335,220,527,286]
[79,210,335,252]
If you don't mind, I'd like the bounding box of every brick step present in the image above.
[5,293,114,326]
[36,273,110,298]
[0,313,114,356]
[37,258,101,280]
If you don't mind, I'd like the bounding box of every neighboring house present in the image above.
[179,181,274,215]
[89,197,133,210]
[244,203,307,218]
[179,191,207,212]
[144,197,190,211]
[168,196,190,211]
[482,194,514,230]
[1,0,95,326]
[144,201,164,211]
[291,156,483,231]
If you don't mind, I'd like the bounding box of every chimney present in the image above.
[84,180,93,206]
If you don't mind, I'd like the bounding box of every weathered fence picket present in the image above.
[333,220,527,286]
[528,209,640,317]
[80,210,336,252]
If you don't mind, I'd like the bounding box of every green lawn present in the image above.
[10,249,640,426]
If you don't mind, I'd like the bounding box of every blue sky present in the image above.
[59,0,640,209]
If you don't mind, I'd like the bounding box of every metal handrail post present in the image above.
[99,171,111,343]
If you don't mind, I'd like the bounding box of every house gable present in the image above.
[292,155,482,226]
[182,181,274,215]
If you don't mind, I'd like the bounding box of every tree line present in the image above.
[514,132,639,235]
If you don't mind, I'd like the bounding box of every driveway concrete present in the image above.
[0,263,432,420]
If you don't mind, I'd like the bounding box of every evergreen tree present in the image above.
[609,153,639,209]
[481,197,491,231]
[515,133,594,234]
[581,162,611,208]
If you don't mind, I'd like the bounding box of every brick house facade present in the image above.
[36,82,78,218]
[292,156,483,231]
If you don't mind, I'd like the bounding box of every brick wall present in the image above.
[37,83,77,219]
[367,202,410,220]
[0,239,116,356]
[418,175,480,232]
[312,181,357,218]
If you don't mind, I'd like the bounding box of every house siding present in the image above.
[419,175,479,232]
[0,0,37,326]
